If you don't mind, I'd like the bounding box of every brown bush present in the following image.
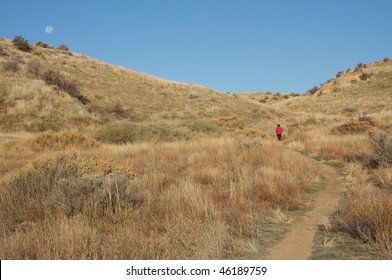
[27,131,99,152]
[331,120,373,134]
[12,35,32,52]
[2,61,19,72]
[0,152,140,223]
[369,131,392,166]
[56,44,69,51]
[35,41,51,48]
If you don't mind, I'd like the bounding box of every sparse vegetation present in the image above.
[354,62,366,71]
[42,69,88,104]
[1,36,392,259]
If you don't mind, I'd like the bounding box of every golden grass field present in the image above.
[0,37,391,259]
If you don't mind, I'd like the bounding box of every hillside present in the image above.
[0,37,272,134]
[283,58,392,116]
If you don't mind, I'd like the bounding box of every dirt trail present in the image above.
[264,159,345,260]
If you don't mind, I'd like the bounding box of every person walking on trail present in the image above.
[276,124,283,141]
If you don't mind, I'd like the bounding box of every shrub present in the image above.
[27,131,100,152]
[0,152,140,221]
[56,44,69,51]
[307,86,319,95]
[354,62,366,71]
[369,132,392,166]
[2,61,19,72]
[26,60,42,78]
[331,120,373,135]
[35,41,51,48]
[359,72,371,81]
[92,121,191,144]
[336,71,344,78]
[12,35,32,52]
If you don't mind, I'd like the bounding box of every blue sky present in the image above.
[1,0,391,93]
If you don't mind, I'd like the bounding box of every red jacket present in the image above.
[276,126,283,134]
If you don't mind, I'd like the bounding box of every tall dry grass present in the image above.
[0,132,34,179]
[334,163,392,255]
[0,137,319,259]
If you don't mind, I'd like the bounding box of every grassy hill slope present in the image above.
[0,37,271,133]
[284,58,392,116]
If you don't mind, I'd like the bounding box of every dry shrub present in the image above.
[3,60,19,72]
[345,131,392,168]
[336,185,392,252]
[28,131,99,152]
[35,41,51,48]
[12,35,32,52]
[0,152,140,224]
[331,120,373,135]
[369,131,392,165]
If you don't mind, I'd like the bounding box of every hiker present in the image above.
[275,124,283,141]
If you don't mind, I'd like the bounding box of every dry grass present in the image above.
[0,38,272,132]
[335,180,392,254]
[1,37,391,259]
[0,137,320,259]
[0,132,34,179]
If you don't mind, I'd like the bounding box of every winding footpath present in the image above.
[264,159,346,260]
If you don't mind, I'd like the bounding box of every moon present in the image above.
[45,26,54,34]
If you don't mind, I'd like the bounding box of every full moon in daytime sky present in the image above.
[45,25,54,34]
